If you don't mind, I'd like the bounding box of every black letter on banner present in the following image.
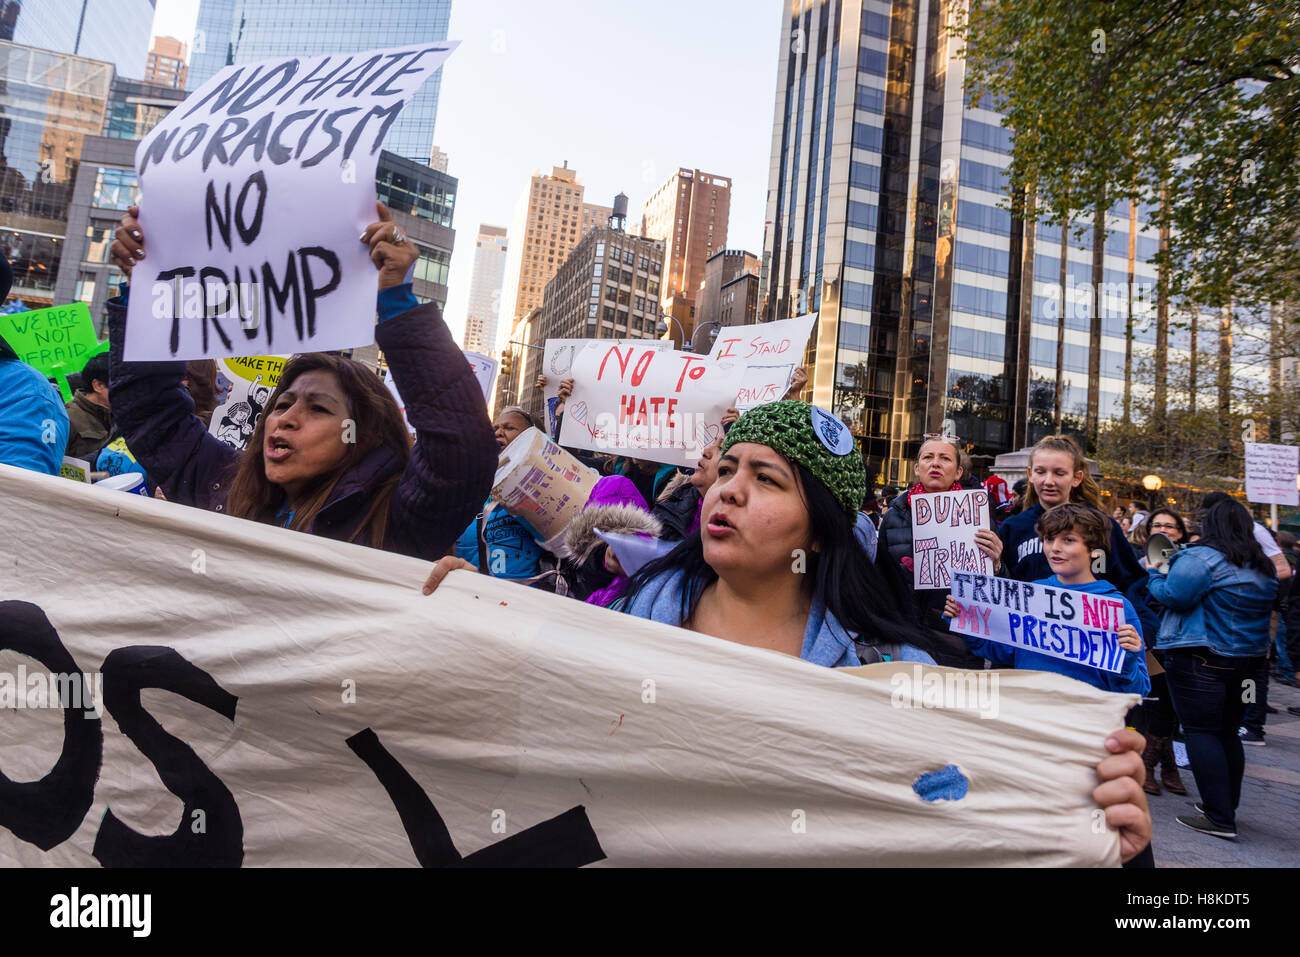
[205,181,232,251]
[171,123,209,163]
[0,602,102,851]
[92,646,243,868]
[155,266,196,356]
[138,126,181,176]
[198,266,234,352]
[298,246,340,338]
[225,59,299,114]
[262,252,302,346]
[202,116,249,173]
[299,107,360,168]
[370,47,443,97]
[235,171,268,244]
[346,728,606,867]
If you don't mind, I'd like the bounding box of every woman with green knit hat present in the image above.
[619,401,963,666]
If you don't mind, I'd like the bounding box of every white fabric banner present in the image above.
[709,313,816,409]
[0,464,1133,866]
[124,42,457,362]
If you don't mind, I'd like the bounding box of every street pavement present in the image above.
[1150,673,1300,867]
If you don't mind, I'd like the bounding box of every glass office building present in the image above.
[759,0,1217,484]
[187,0,452,165]
[7,0,155,79]
[0,42,113,304]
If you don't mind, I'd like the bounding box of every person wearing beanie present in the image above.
[875,434,1001,668]
[615,401,967,667]
[64,351,114,460]
[0,254,70,475]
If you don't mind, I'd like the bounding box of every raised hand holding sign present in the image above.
[121,42,457,362]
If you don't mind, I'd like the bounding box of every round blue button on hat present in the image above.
[810,405,854,456]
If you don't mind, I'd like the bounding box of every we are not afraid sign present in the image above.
[947,573,1128,675]
[124,42,457,361]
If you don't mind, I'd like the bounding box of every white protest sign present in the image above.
[1244,442,1300,507]
[462,350,498,403]
[384,350,490,435]
[910,488,995,589]
[0,463,1135,866]
[710,313,816,410]
[543,337,671,436]
[210,354,287,450]
[124,41,458,361]
[560,341,743,468]
[947,573,1128,675]
[382,368,414,435]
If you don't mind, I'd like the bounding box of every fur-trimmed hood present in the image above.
[656,469,692,502]
[565,503,663,565]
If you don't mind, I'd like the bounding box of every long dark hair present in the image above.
[622,459,957,661]
[224,353,411,545]
[1193,495,1274,578]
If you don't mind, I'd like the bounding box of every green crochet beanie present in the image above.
[720,400,865,522]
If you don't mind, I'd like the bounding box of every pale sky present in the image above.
[151,0,784,346]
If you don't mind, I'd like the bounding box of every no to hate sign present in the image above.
[947,573,1128,675]
[560,342,743,467]
[910,488,994,589]
[710,312,816,410]
[124,42,457,362]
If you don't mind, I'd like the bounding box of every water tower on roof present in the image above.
[610,192,628,232]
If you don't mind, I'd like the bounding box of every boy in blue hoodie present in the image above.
[945,503,1151,696]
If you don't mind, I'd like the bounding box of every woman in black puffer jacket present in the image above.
[876,435,1003,668]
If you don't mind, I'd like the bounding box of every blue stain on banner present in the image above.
[912,764,969,802]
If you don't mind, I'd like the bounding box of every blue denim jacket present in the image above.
[623,568,936,668]
[1146,545,1277,657]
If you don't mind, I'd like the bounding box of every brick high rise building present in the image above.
[697,249,761,331]
[641,168,731,312]
[497,162,612,352]
[510,226,666,421]
[144,36,187,89]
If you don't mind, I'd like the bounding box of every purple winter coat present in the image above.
[106,296,497,561]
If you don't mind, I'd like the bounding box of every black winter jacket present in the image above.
[876,492,986,668]
[107,296,497,560]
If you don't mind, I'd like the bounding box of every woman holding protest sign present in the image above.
[1146,494,1278,840]
[616,402,965,667]
[423,401,1156,863]
[875,433,1003,668]
[105,202,497,559]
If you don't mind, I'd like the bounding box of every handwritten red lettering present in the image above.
[630,349,654,386]
[744,337,790,359]
[675,355,707,392]
[598,346,632,381]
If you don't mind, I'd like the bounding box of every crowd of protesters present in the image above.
[6,199,1300,867]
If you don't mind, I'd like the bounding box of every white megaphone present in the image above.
[1147,532,1184,570]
